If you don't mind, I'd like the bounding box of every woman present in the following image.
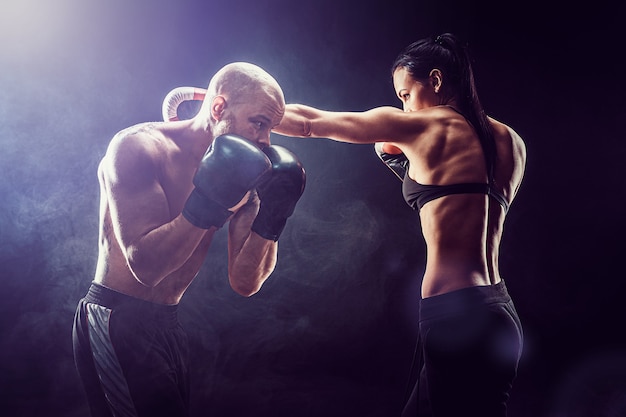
[273,33,527,417]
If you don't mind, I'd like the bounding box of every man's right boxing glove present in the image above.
[183,134,272,229]
[374,142,408,181]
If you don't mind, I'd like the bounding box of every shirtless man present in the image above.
[72,62,305,417]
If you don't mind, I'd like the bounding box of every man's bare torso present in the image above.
[93,122,215,305]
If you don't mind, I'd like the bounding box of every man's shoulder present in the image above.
[101,122,168,179]
[112,121,163,146]
[105,122,173,159]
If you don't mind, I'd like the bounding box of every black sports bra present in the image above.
[402,171,510,212]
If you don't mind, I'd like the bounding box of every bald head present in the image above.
[206,62,284,109]
[197,62,285,147]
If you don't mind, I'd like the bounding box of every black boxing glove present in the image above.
[374,142,408,181]
[183,134,272,229]
[251,146,306,241]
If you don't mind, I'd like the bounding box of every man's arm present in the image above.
[103,132,208,287]
[227,192,277,296]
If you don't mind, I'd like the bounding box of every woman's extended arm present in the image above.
[273,104,426,145]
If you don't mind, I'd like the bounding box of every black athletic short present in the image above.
[72,283,190,417]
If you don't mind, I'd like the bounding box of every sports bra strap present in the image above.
[402,172,509,212]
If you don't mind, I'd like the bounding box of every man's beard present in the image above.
[212,118,234,138]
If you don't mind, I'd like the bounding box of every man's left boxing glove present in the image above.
[251,146,306,241]
[183,134,272,229]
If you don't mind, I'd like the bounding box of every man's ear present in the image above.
[429,69,443,93]
[210,95,226,121]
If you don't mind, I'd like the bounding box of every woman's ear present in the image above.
[429,69,443,93]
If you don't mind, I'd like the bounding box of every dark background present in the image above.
[1,0,625,416]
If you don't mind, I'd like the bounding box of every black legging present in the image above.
[402,280,523,417]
